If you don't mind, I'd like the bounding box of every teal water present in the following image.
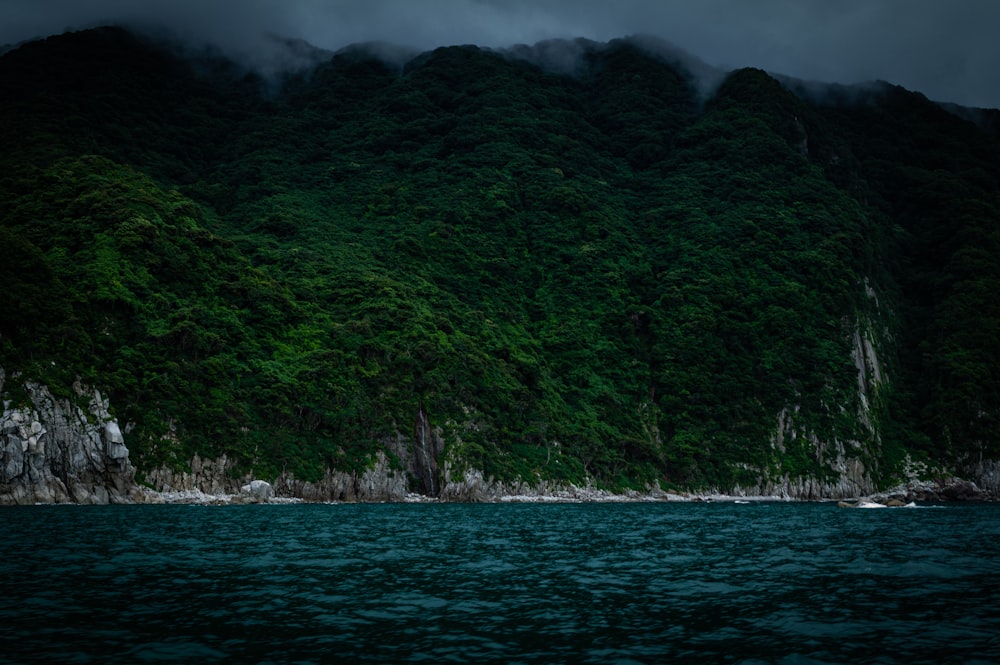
[0,502,997,664]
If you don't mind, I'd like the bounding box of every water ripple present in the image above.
[0,502,997,664]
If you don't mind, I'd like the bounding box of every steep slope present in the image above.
[813,83,1000,472]
[1,27,997,500]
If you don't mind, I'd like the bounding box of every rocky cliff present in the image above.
[0,368,141,504]
[142,450,410,502]
[2,367,994,504]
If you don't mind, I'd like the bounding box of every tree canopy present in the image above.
[1,28,997,492]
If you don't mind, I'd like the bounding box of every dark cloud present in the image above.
[1,0,997,108]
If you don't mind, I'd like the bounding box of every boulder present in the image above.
[240,479,274,502]
[940,479,986,501]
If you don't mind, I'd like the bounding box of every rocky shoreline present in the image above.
[3,368,996,506]
[6,476,996,506]
[128,474,996,506]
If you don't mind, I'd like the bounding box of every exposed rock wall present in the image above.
[275,452,409,502]
[728,465,875,500]
[0,369,140,504]
[2,367,992,504]
[721,312,887,501]
[438,465,607,502]
[141,454,250,496]
[440,466,528,502]
[966,459,1000,496]
[144,451,410,502]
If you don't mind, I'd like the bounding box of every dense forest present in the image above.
[1,27,997,495]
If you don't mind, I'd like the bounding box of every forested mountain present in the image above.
[1,26,997,497]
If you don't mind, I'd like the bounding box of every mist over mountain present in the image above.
[1,25,998,501]
[2,0,998,109]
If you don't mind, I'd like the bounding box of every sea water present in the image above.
[0,502,997,664]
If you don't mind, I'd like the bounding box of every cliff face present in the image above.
[0,369,140,504]
[143,450,410,502]
[1,365,995,503]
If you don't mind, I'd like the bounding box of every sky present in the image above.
[1,0,998,108]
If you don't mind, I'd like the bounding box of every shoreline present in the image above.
[7,476,993,506]
[142,483,810,505]
[139,484,995,506]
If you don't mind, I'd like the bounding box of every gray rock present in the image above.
[0,368,140,504]
[940,478,986,501]
[241,479,274,502]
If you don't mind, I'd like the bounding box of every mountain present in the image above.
[1,26,998,501]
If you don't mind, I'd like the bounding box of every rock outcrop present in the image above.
[967,459,1000,496]
[274,455,410,502]
[726,460,877,500]
[141,453,250,497]
[0,369,141,504]
[872,477,994,503]
[144,450,410,502]
[437,465,674,502]
[3,366,994,505]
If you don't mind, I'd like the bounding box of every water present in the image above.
[1,502,997,664]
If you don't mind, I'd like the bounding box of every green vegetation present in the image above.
[1,28,997,492]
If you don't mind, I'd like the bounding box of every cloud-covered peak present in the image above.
[2,0,997,108]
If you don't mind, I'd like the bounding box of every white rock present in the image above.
[241,479,273,502]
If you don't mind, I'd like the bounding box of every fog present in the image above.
[1,0,997,108]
